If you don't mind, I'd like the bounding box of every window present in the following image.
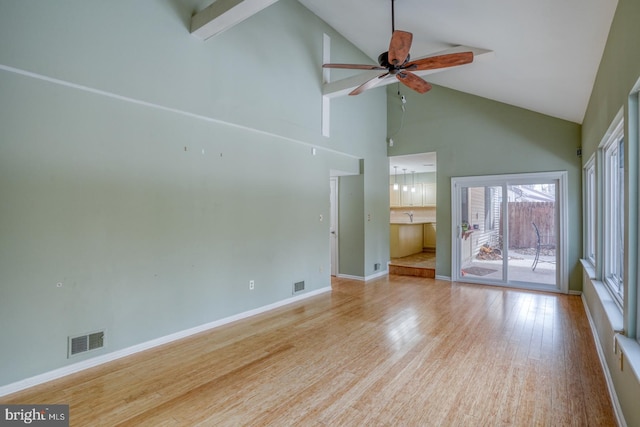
[601,120,624,306]
[584,155,596,266]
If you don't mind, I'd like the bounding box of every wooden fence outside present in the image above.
[505,202,555,249]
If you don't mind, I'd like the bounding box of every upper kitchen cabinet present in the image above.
[389,183,436,207]
[422,183,436,206]
[390,185,422,207]
[402,185,423,206]
[390,185,402,207]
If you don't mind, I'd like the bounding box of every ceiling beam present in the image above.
[191,0,280,40]
[323,46,494,98]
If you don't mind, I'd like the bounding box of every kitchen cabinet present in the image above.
[422,183,437,206]
[390,185,401,207]
[423,222,437,249]
[390,183,436,207]
[390,223,424,258]
[401,186,423,206]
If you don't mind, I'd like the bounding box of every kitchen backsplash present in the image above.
[390,207,436,223]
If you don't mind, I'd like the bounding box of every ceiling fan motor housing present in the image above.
[378,51,410,71]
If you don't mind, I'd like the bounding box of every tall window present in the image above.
[601,121,624,306]
[584,156,596,266]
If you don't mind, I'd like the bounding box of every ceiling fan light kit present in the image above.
[322,0,473,96]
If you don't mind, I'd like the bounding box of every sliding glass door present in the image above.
[458,184,504,282]
[451,172,568,292]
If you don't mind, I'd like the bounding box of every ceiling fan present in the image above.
[322,0,474,96]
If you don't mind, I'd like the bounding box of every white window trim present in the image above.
[583,154,596,267]
[598,110,625,308]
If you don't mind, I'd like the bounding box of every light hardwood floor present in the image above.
[2,276,616,426]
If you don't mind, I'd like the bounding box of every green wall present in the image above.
[386,85,582,289]
[0,0,388,387]
[338,175,365,277]
[581,0,640,425]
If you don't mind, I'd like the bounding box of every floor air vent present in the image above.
[293,281,305,294]
[68,330,105,357]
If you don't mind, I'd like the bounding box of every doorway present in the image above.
[388,153,437,276]
[451,172,568,292]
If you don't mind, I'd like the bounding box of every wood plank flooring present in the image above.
[389,252,436,278]
[1,276,616,426]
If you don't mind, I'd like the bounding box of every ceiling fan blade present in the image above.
[396,71,432,94]
[323,63,386,70]
[404,51,474,71]
[349,72,390,96]
[388,30,413,65]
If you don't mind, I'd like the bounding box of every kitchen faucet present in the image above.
[404,211,414,223]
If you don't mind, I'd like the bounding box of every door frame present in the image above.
[330,177,339,276]
[451,171,569,293]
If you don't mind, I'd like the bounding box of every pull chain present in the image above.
[391,0,395,33]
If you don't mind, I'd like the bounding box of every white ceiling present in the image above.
[389,152,437,175]
[299,0,618,124]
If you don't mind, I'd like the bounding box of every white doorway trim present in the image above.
[330,177,339,276]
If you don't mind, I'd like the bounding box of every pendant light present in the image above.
[402,168,408,192]
[411,171,416,193]
[393,166,399,191]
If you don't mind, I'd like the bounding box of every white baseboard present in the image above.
[337,273,364,281]
[336,270,387,282]
[0,286,332,397]
[435,275,451,281]
[365,270,388,281]
[580,294,627,427]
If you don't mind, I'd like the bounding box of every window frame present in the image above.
[583,155,596,267]
[600,118,625,307]
[634,91,640,345]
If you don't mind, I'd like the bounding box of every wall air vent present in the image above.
[293,281,305,294]
[68,330,105,358]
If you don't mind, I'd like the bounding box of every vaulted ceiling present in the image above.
[299,0,618,124]
[193,0,617,124]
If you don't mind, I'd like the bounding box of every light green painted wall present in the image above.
[387,85,582,289]
[581,0,640,425]
[338,175,365,277]
[582,0,640,155]
[0,0,388,387]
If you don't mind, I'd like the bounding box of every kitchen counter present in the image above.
[390,222,437,257]
[390,223,424,258]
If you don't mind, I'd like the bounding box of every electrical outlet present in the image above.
[249,280,255,290]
